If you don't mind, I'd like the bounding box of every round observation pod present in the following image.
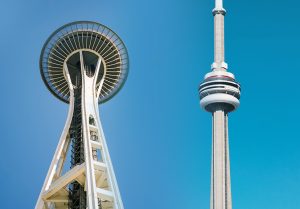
[199,71,241,112]
[40,21,129,104]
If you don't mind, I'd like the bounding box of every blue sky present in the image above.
[0,0,299,208]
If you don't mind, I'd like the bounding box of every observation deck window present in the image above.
[90,131,98,141]
[89,115,95,126]
[92,148,103,162]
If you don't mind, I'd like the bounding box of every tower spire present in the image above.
[198,1,241,209]
[215,0,223,9]
[212,0,227,71]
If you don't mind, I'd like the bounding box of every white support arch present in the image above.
[35,51,124,209]
[35,64,75,209]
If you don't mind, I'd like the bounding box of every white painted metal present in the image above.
[42,164,86,200]
[35,50,124,209]
[35,64,75,209]
[94,108,124,209]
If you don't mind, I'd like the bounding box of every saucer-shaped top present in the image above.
[40,21,129,103]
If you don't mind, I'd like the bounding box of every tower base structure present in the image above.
[35,51,124,209]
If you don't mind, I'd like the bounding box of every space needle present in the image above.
[35,21,129,209]
[198,1,241,209]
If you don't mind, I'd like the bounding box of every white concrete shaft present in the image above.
[211,110,232,209]
[215,0,223,9]
[35,51,124,209]
[214,13,225,68]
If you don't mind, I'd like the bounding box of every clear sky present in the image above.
[0,0,299,209]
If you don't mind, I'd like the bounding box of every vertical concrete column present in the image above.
[214,13,225,67]
[212,110,231,209]
[215,0,223,9]
[225,114,232,209]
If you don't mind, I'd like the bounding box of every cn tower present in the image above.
[198,1,241,209]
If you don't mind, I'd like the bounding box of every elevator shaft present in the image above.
[69,81,87,209]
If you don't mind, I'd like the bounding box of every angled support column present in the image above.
[35,65,75,209]
[36,52,125,209]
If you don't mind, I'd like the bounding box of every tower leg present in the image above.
[35,52,124,209]
[35,69,75,209]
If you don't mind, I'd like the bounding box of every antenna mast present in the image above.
[212,0,227,71]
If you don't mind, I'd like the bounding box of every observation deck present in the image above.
[40,21,129,104]
[199,71,241,112]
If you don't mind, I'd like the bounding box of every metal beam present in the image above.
[42,163,86,200]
